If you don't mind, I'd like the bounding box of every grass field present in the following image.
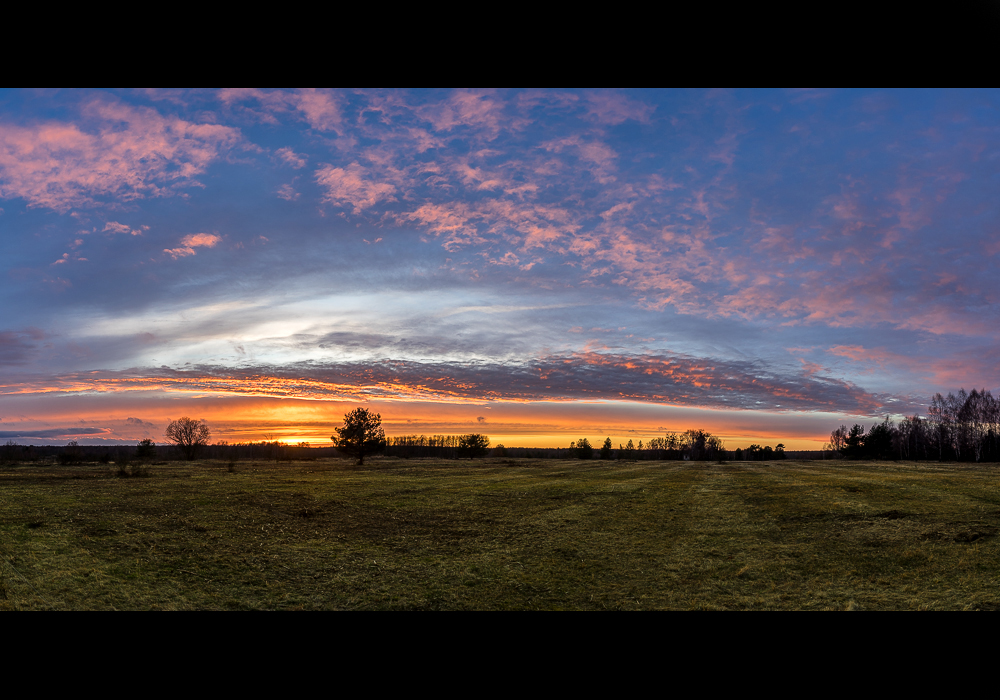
[2,457,999,610]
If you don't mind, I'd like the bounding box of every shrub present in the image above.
[136,439,156,462]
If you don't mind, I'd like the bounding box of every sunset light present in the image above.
[6,88,1000,611]
[1,89,998,449]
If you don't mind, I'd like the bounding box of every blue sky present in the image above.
[2,89,998,447]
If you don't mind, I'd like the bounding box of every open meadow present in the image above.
[2,457,999,610]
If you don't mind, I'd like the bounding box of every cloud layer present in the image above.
[1,89,998,445]
[0,349,912,416]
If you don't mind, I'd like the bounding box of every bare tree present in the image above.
[827,425,848,457]
[165,417,211,460]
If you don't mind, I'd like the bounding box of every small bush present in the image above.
[113,462,149,478]
[136,439,156,462]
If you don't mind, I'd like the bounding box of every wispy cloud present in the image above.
[274,146,307,169]
[584,91,656,125]
[0,328,44,365]
[104,221,149,236]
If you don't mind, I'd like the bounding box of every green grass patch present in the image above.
[1,458,999,609]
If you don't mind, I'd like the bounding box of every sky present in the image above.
[1,88,998,449]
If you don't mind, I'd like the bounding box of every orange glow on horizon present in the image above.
[0,386,850,450]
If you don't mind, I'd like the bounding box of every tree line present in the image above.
[827,388,1000,462]
[567,430,785,461]
[385,434,492,460]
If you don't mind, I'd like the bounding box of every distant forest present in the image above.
[3,387,998,465]
[827,388,1000,462]
[1,430,793,464]
[383,430,786,462]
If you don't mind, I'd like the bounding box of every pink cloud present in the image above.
[276,184,300,201]
[275,146,307,169]
[0,98,240,211]
[417,90,504,139]
[584,91,655,125]
[819,344,999,391]
[163,233,221,259]
[403,199,580,253]
[543,135,619,183]
[182,233,220,247]
[291,89,342,132]
[315,163,396,214]
[219,88,342,134]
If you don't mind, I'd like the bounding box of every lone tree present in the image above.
[458,433,490,459]
[165,417,211,460]
[331,408,386,465]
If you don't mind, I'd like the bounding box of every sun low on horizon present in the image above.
[1,89,998,451]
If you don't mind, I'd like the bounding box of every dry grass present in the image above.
[1,458,999,609]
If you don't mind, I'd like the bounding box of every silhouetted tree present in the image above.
[845,424,865,459]
[865,417,895,460]
[683,429,710,461]
[574,438,594,459]
[624,439,635,461]
[827,426,848,458]
[706,435,725,461]
[896,415,927,460]
[600,437,613,460]
[331,408,386,465]
[458,433,490,458]
[166,417,211,460]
